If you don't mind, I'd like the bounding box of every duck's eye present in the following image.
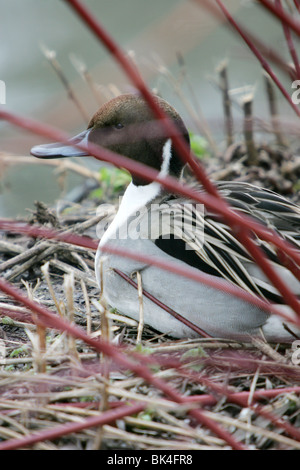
[114,123,124,130]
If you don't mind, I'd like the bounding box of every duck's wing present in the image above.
[216,181,300,235]
[154,183,300,302]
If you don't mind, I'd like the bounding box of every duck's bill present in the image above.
[30,130,90,159]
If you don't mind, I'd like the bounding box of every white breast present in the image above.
[99,138,172,248]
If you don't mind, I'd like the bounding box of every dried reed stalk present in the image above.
[217,60,234,147]
[40,44,89,124]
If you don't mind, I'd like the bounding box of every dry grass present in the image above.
[0,197,299,450]
[1,0,300,449]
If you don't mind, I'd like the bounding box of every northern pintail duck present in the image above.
[31,93,300,342]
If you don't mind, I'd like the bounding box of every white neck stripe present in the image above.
[99,139,172,247]
[160,138,172,177]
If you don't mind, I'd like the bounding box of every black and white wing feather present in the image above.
[154,182,300,302]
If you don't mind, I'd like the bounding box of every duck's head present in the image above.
[31,93,190,185]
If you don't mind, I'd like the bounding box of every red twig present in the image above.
[1,103,300,318]
[294,0,300,14]
[0,171,298,273]
[0,219,299,327]
[258,0,300,35]
[185,386,300,406]
[0,402,146,450]
[60,0,300,315]
[1,108,300,316]
[114,268,213,338]
[0,3,297,314]
[50,385,300,409]
[276,248,300,283]
[63,0,220,198]
[197,0,296,80]
[181,368,300,443]
[0,276,245,449]
[214,0,300,118]
[102,244,300,328]
[0,269,297,448]
[276,0,300,79]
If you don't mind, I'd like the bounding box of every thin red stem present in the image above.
[277,0,300,79]
[1,105,300,317]
[294,0,300,14]
[185,386,300,405]
[0,276,245,449]
[114,268,213,337]
[214,0,300,117]
[258,0,300,35]
[237,228,300,318]
[47,386,300,409]
[197,0,296,80]
[63,0,221,198]
[0,220,299,326]
[126,350,300,442]
[181,368,300,442]
[101,244,300,326]
[0,0,298,451]
[0,402,146,450]
[61,0,300,313]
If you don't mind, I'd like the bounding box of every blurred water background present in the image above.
[0,0,295,217]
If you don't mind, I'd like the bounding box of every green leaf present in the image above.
[112,169,131,191]
[1,316,15,326]
[293,180,300,192]
[9,346,29,358]
[89,187,104,199]
[93,167,131,199]
[138,410,154,422]
[135,343,153,355]
[181,347,207,360]
[189,132,209,159]
[99,166,111,184]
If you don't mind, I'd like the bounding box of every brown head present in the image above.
[31,93,190,185]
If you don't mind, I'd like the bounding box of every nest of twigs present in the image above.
[1,0,300,450]
[0,141,299,450]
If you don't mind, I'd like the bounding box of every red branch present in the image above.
[214,0,300,117]
[197,0,297,80]
[258,0,300,35]
[0,0,299,451]
[276,0,300,79]
[0,4,297,312]
[0,402,146,450]
[0,220,299,327]
[114,268,213,337]
[0,4,300,317]
[60,0,300,315]
[103,244,300,328]
[49,385,300,410]
[0,276,245,449]
[63,0,220,199]
[181,368,300,442]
